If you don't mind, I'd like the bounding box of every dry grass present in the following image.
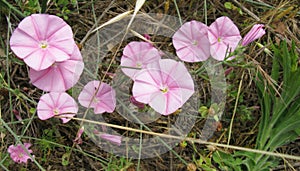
[1,0,300,170]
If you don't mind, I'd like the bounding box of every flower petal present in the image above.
[29,45,84,92]
[37,92,78,123]
[242,24,265,46]
[133,59,194,115]
[121,41,161,79]
[10,14,75,71]
[173,20,210,62]
[78,81,116,114]
[208,16,242,61]
[100,133,122,146]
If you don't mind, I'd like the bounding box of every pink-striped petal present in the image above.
[37,92,78,123]
[208,16,242,61]
[121,41,161,79]
[10,14,75,71]
[173,20,210,62]
[133,59,194,115]
[242,24,265,46]
[100,133,122,146]
[29,45,84,92]
[78,81,116,114]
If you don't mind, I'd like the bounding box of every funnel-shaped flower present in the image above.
[172,20,210,62]
[132,59,194,115]
[121,41,161,79]
[78,81,116,114]
[29,45,84,92]
[8,143,34,164]
[37,92,78,123]
[10,14,75,71]
[73,126,84,145]
[208,16,242,61]
[242,24,265,46]
[100,133,122,146]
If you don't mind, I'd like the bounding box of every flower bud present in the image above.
[242,24,265,46]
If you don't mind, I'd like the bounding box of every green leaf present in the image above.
[238,8,243,15]
[224,2,232,9]
[281,41,291,84]
[270,47,280,83]
[61,151,70,166]
[213,151,242,171]
[198,106,208,117]
[290,41,298,72]
[29,108,36,114]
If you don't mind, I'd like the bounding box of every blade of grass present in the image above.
[227,71,244,146]
[40,0,47,13]
[80,0,116,44]
[126,0,146,31]
[71,117,300,161]
[0,0,26,17]
[204,0,207,25]
[136,124,143,171]
[5,13,13,123]
[173,0,182,25]
[92,10,133,33]
[0,118,45,170]
[117,98,188,165]
[21,136,108,164]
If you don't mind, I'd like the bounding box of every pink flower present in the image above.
[172,20,211,62]
[132,59,194,115]
[10,14,76,71]
[73,126,84,145]
[37,92,78,123]
[29,45,84,92]
[78,81,116,114]
[121,41,161,79]
[8,143,34,163]
[13,109,23,124]
[241,24,265,46]
[100,133,122,146]
[208,16,242,61]
[130,96,145,109]
[143,34,151,40]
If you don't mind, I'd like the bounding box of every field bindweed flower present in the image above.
[74,126,84,145]
[37,92,78,123]
[29,45,84,92]
[132,59,194,115]
[8,143,34,164]
[172,20,210,62]
[10,14,76,71]
[241,24,265,46]
[78,81,116,114]
[100,133,122,146]
[208,16,242,61]
[121,41,161,79]
[130,96,145,109]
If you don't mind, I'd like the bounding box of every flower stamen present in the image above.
[39,41,48,49]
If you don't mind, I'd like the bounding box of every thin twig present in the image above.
[71,117,300,161]
[227,71,244,146]
[232,0,261,21]
[80,0,116,44]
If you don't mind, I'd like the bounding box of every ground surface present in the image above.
[1,0,300,170]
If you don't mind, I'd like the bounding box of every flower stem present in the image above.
[40,0,47,13]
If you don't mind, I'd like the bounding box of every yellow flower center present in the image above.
[39,41,48,49]
[93,97,99,103]
[217,37,222,42]
[53,109,59,115]
[161,87,168,93]
[136,62,142,68]
[18,153,24,158]
[192,40,198,45]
